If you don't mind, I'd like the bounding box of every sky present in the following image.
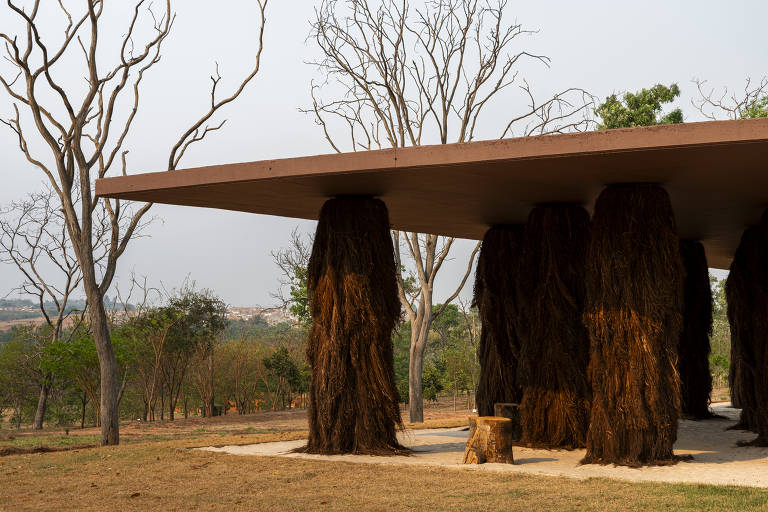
[0,0,763,306]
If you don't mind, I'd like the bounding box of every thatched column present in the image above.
[728,218,768,446]
[726,228,760,433]
[301,197,406,455]
[754,213,768,445]
[583,184,684,466]
[679,240,714,419]
[516,204,591,449]
[474,225,524,417]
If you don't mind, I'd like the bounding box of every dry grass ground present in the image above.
[2,396,766,511]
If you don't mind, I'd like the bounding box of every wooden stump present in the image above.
[493,403,522,441]
[462,417,515,464]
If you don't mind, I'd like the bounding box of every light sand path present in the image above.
[200,403,768,488]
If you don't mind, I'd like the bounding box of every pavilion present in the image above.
[96,117,768,465]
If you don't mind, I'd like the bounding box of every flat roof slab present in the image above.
[96,118,768,269]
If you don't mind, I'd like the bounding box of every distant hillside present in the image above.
[0,310,42,322]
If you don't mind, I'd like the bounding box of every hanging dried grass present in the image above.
[753,212,768,445]
[582,184,684,467]
[474,225,525,418]
[299,197,407,455]
[679,240,714,419]
[726,227,761,433]
[516,204,591,449]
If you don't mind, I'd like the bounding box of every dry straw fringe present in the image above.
[474,225,525,417]
[516,204,591,449]
[726,227,761,434]
[582,184,683,467]
[300,197,407,455]
[752,211,768,445]
[679,240,714,419]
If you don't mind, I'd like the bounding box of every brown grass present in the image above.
[583,184,684,466]
[302,197,405,455]
[473,225,525,417]
[516,204,591,449]
[1,429,768,511]
[679,240,715,419]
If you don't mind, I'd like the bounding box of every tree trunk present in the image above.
[33,378,52,430]
[80,392,88,429]
[462,416,515,464]
[408,314,431,423]
[85,282,120,445]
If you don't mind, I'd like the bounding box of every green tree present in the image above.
[742,96,768,119]
[262,346,305,410]
[596,83,683,129]
[0,333,39,427]
[709,275,731,388]
[272,228,313,326]
[170,288,228,418]
[422,364,444,403]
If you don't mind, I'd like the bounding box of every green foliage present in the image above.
[709,275,731,388]
[0,334,38,426]
[168,288,228,351]
[596,83,683,130]
[288,265,311,326]
[742,96,768,119]
[422,364,444,402]
[261,346,308,409]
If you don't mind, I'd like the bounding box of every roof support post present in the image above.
[583,184,683,466]
[727,219,768,446]
[516,204,591,449]
[299,196,407,455]
[474,225,525,418]
[679,240,715,419]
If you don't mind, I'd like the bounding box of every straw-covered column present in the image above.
[678,240,714,419]
[474,225,525,417]
[301,196,407,455]
[516,204,591,449]
[583,184,683,466]
[728,216,768,446]
[726,227,761,433]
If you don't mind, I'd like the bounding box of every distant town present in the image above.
[0,299,295,332]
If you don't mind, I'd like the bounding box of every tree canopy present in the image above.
[596,83,683,129]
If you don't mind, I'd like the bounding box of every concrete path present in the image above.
[200,403,768,488]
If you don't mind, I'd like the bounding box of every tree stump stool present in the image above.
[494,403,522,441]
[462,416,515,464]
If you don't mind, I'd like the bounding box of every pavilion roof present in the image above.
[96,118,768,269]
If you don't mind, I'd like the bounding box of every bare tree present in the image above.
[692,77,768,120]
[0,187,100,428]
[307,0,594,421]
[0,0,268,444]
[271,227,313,325]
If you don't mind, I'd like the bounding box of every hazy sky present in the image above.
[0,0,762,306]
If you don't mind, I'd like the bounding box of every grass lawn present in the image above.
[1,398,765,511]
[0,429,766,511]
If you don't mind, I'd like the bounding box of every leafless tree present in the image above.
[307,0,594,421]
[0,0,268,444]
[692,77,768,120]
[0,187,102,428]
[271,227,313,324]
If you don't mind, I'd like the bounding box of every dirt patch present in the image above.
[0,444,96,457]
